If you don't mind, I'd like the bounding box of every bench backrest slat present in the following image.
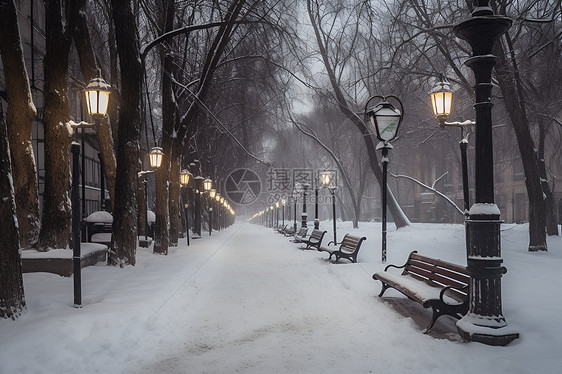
[339,234,366,254]
[310,229,324,240]
[403,252,469,301]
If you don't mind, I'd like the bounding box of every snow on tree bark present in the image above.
[109,0,142,266]
[0,0,40,249]
[0,96,26,320]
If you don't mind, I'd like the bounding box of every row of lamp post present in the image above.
[359,0,517,345]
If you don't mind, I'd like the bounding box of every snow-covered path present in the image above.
[1,221,561,373]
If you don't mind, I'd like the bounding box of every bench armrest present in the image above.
[438,284,468,305]
[383,250,418,271]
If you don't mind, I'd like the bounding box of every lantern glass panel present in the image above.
[149,147,163,168]
[180,170,190,186]
[320,171,332,187]
[430,90,452,118]
[369,105,401,142]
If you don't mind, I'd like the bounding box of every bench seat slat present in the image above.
[375,272,464,305]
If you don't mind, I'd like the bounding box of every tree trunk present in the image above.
[169,140,181,246]
[109,0,142,266]
[0,98,26,320]
[495,37,547,251]
[72,0,117,211]
[38,0,75,250]
[0,0,40,249]
[538,119,559,236]
[153,0,176,255]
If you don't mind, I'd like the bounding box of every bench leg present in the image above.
[377,281,391,297]
[423,307,443,333]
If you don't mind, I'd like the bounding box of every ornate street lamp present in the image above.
[180,169,191,186]
[429,79,453,125]
[281,199,286,229]
[365,95,403,263]
[180,169,192,246]
[73,75,112,307]
[320,170,337,245]
[84,76,111,119]
[149,147,164,169]
[430,78,474,214]
[453,0,518,345]
[275,201,280,230]
[301,183,309,228]
[203,178,213,192]
[292,187,298,232]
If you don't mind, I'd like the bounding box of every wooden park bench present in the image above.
[290,227,308,243]
[372,250,470,333]
[301,229,326,250]
[318,234,366,263]
[283,226,296,237]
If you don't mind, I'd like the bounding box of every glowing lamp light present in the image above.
[149,147,164,168]
[430,80,453,125]
[180,169,191,186]
[209,189,216,199]
[84,77,111,118]
[319,170,332,188]
[203,178,213,192]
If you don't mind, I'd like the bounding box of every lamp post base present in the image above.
[457,314,519,346]
[314,219,319,229]
[301,213,307,228]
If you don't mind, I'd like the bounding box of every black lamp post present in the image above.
[180,169,191,245]
[301,183,309,228]
[453,1,518,346]
[72,75,111,308]
[314,178,320,229]
[320,170,337,245]
[275,201,280,230]
[365,95,403,263]
[193,175,204,238]
[292,188,298,232]
[430,78,474,214]
[282,199,286,229]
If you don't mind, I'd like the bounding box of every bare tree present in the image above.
[0,0,40,249]
[109,0,143,266]
[305,0,410,228]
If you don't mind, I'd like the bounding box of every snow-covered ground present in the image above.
[1,220,561,374]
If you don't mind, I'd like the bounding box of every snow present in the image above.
[1,221,561,374]
[84,210,113,223]
[468,203,501,216]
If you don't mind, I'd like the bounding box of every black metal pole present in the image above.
[209,207,212,236]
[314,185,319,229]
[331,189,337,245]
[381,145,389,263]
[144,179,149,241]
[282,205,285,228]
[459,136,470,214]
[301,187,308,228]
[99,152,105,211]
[293,196,297,232]
[71,143,82,308]
[194,192,201,237]
[454,2,518,345]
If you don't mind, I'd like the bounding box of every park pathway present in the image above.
[136,222,388,373]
